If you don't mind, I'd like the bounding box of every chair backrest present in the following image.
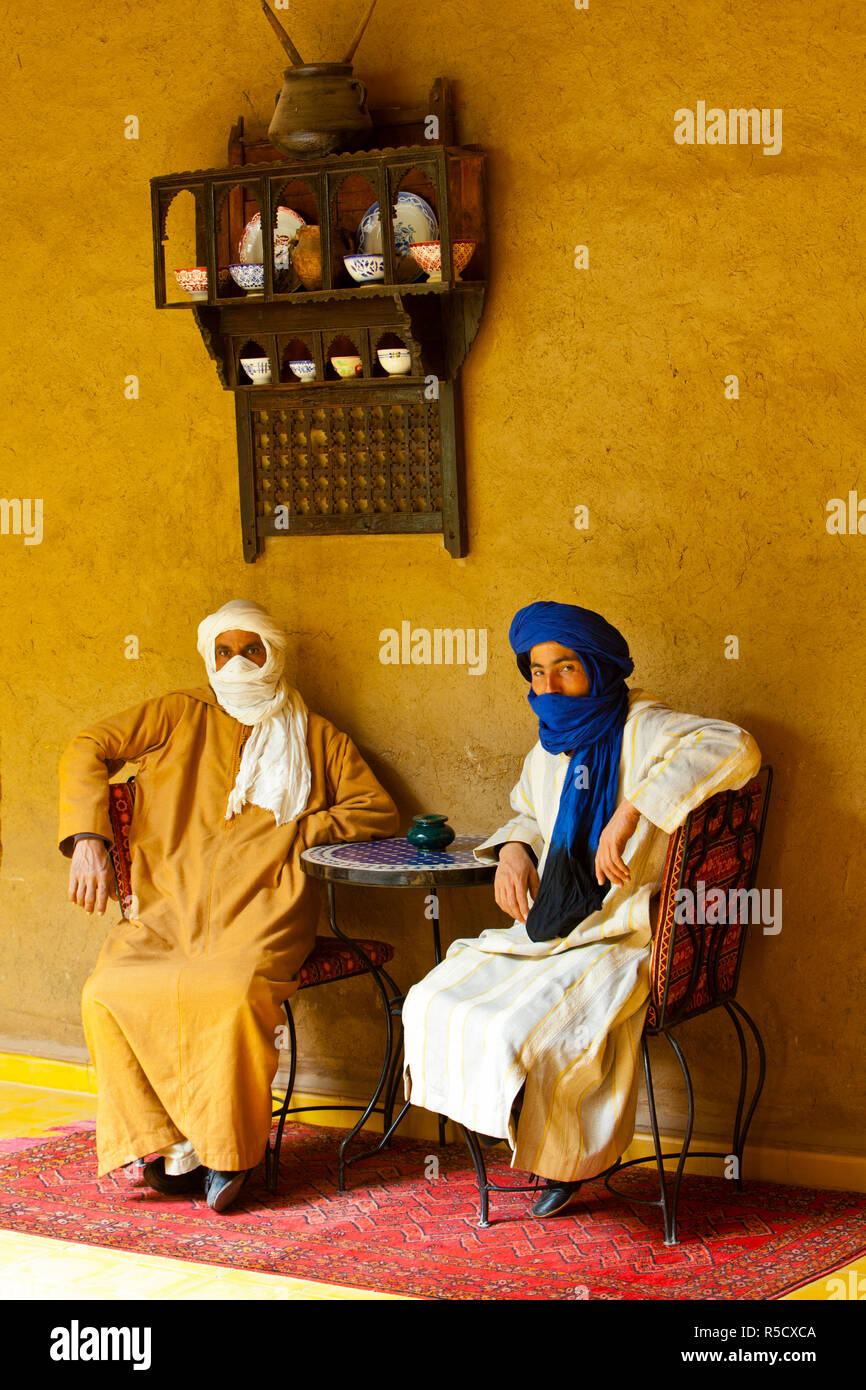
[646,766,772,1030]
[108,779,137,918]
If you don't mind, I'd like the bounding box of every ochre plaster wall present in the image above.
[1,2,863,1159]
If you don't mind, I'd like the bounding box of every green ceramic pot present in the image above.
[407,814,455,853]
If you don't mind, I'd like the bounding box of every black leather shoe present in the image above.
[530,1180,581,1218]
[204,1168,250,1213]
[142,1158,205,1196]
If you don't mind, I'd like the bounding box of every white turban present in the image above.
[196,599,311,827]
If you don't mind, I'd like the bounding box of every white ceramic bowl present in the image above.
[330,355,363,378]
[240,357,272,384]
[377,348,412,375]
[289,360,316,382]
[344,254,385,283]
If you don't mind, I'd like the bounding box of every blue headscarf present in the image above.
[508,601,634,942]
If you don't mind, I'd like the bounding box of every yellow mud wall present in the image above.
[1,1,863,1162]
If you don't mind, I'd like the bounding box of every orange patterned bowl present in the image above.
[408,240,476,283]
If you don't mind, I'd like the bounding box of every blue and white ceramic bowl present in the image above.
[289,360,316,382]
[231,264,264,291]
[344,254,385,283]
[240,357,272,384]
[357,192,439,259]
[230,250,291,293]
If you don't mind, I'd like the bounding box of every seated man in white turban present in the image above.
[60,599,399,1212]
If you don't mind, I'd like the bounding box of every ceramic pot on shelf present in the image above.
[289,225,354,291]
[407,815,456,853]
[268,63,373,158]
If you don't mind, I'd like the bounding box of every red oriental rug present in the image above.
[0,1122,863,1300]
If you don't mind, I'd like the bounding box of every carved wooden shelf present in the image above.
[150,78,487,560]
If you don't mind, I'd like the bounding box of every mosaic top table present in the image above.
[294,835,498,1173]
[301,835,497,965]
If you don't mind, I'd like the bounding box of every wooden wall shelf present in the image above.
[150,79,487,561]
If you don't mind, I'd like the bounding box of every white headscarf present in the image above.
[196,599,311,827]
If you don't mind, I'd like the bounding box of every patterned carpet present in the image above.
[1,1122,864,1300]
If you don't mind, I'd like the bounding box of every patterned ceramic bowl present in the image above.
[289,360,316,382]
[230,264,265,292]
[358,192,438,258]
[377,348,412,375]
[240,357,272,385]
[239,207,306,265]
[344,254,385,283]
[173,266,229,300]
[330,355,363,378]
[408,240,477,283]
[230,251,291,294]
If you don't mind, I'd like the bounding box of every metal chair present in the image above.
[265,879,403,1194]
[106,778,402,1196]
[460,767,773,1243]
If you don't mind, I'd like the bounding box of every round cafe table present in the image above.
[297,835,498,1179]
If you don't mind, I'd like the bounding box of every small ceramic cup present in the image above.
[230,264,264,293]
[289,360,316,382]
[240,357,272,385]
[408,240,476,283]
[331,355,363,378]
[174,266,229,299]
[377,349,412,375]
[344,254,385,283]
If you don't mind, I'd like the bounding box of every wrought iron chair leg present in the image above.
[459,1125,491,1228]
[337,966,396,1191]
[323,883,398,1192]
[641,1032,673,1243]
[338,983,393,1192]
[377,1098,412,1148]
[724,1001,750,1189]
[382,1014,405,1132]
[269,1002,298,1194]
[663,1029,695,1247]
[727,1000,766,1185]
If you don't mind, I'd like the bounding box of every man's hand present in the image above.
[495,841,539,924]
[68,839,116,916]
[595,799,640,888]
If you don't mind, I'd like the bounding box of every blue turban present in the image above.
[508,601,634,942]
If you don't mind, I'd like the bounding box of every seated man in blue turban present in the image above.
[402,601,761,1217]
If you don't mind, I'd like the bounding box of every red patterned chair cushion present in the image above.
[108,781,135,912]
[106,779,394,989]
[646,775,768,1028]
[298,936,394,986]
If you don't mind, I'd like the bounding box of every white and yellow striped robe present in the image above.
[402,688,761,1182]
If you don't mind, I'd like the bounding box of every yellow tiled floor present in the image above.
[0,1082,405,1300]
[0,1081,862,1301]
[0,1230,404,1301]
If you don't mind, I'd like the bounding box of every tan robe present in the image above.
[58,687,399,1177]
